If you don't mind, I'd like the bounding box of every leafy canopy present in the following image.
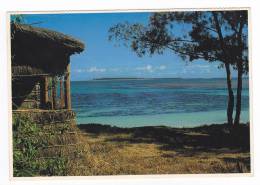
[108,11,248,72]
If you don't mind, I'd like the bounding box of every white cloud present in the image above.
[75,65,167,74]
[75,69,84,73]
[136,64,166,73]
[136,65,154,73]
[87,67,107,73]
[158,65,166,70]
[110,68,120,72]
[74,67,107,73]
[179,64,213,75]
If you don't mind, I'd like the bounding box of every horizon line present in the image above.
[71,76,249,82]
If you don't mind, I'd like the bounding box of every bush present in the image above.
[13,114,69,176]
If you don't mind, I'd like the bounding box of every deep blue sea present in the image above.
[71,78,249,128]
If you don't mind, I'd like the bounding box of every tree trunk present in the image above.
[234,20,245,126]
[234,62,243,126]
[212,13,235,126]
[225,63,234,125]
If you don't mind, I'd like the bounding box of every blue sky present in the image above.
[17,12,235,81]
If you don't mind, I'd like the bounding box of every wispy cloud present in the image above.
[135,65,166,73]
[75,69,85,73]
[180,64,212,75]
[75,66,107,73]
[110,68,120,72]
[158,65,166,70]
[75,65,167,74]
[136,65,154,73]
[87,67,107,73]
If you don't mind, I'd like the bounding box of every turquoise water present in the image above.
[71,78,249,128]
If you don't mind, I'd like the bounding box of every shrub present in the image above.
[13,114,69,176]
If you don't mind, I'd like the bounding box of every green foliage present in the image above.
[38,156,69,176]
[13,115,42,176]
[108,11,248,72]
[11,15,26,24]
[13,115,69,176]
[108,11,248,125]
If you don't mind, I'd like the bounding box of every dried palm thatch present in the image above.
[12,65,47,76]
[11,23,85,76]
[12,23,85,54]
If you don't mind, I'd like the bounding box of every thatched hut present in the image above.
[11,23,85,112]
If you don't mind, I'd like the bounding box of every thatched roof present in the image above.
[11,23,85,54]
[11,23,85,76]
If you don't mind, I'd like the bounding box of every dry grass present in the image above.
[66,123,251,175]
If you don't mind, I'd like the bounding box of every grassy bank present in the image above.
[13,116,251,176]
[76,123,250,175]
[13,114,90,177]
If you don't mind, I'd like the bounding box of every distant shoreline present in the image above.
[72,77,249,82]
[93,77,147,81]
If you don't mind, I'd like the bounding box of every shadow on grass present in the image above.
[78,123,250,153]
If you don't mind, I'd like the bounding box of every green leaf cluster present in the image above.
[13,115,69,176]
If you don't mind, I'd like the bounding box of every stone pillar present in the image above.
[64,64,71,110]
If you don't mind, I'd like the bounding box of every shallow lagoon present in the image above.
[71,78,249,127]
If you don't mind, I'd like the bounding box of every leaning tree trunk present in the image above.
[225,63,235,125]
[234,61,243,126]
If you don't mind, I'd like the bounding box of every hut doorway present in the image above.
[12,71,71,111]
[40,74,71,110]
